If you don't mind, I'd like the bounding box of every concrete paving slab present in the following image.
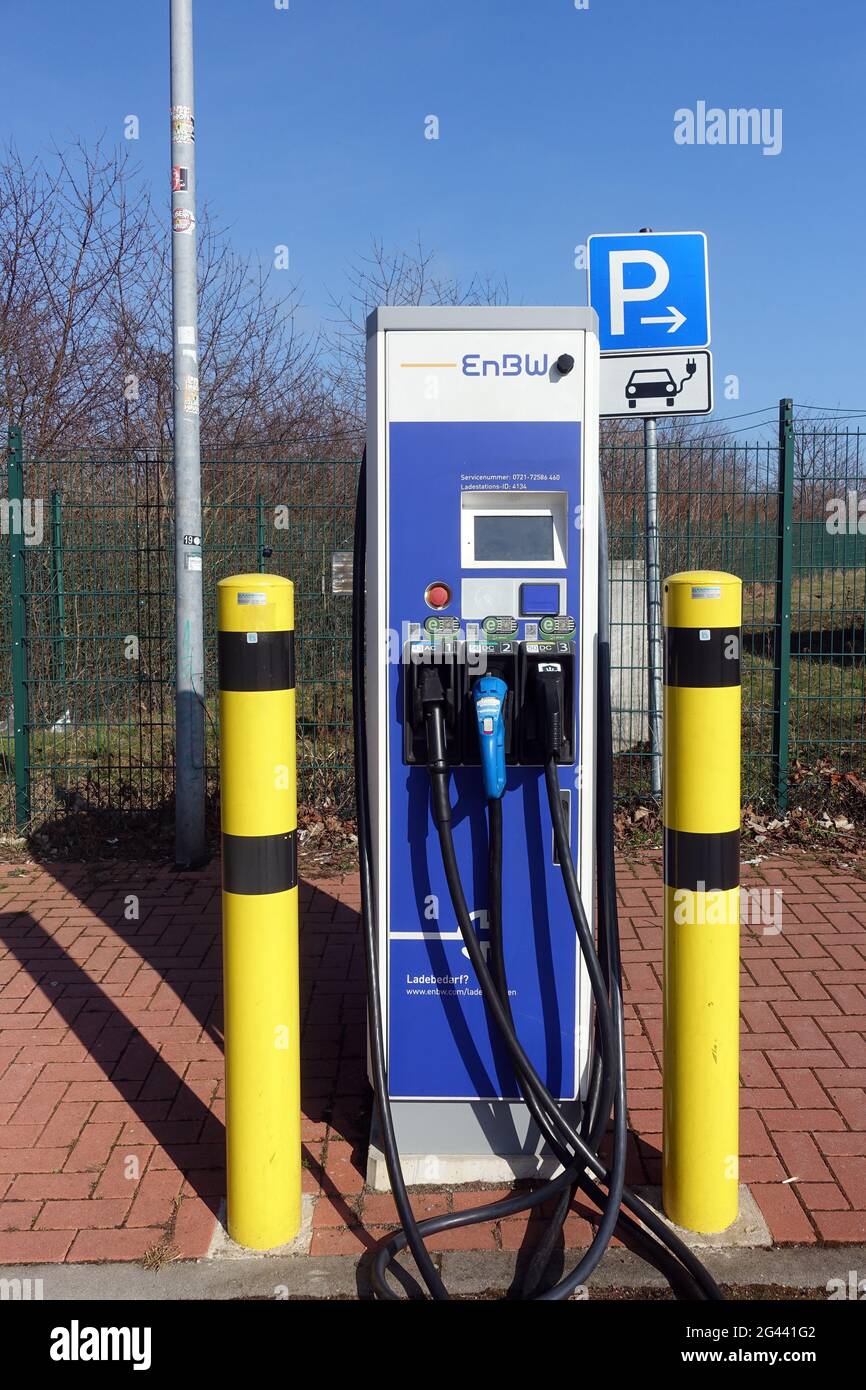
[2,1244,861,1300]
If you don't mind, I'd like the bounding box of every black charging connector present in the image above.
[534,662,566,760]
[420,669,453,828]
[517,643,575,764]
[403,642,462,765]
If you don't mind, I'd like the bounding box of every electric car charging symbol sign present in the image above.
[598,349,713,417]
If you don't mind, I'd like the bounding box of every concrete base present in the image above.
[366,1140,567,1191]
[366,1098,583,1190]
[634,1185,772,1248]
[206,1195,315,1259]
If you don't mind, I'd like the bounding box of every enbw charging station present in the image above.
[353,306,721,1300]
[369,307,597,1164]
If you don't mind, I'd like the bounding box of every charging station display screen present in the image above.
[473,514,554,562]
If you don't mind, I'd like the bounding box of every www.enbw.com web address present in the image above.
[406,986,516,998]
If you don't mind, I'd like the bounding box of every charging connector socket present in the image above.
[517,642,576,764]
[403,639,462,765]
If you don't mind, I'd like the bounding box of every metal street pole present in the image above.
[644,415,663,799]
[170,0,206,866]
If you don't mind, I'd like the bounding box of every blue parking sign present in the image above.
[587,232,710,352]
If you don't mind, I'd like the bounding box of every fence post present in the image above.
[256,493,268,572]
[7,426,31,830]
[644,416,664,800]
[772,399,794,812]
[50,489,67,686]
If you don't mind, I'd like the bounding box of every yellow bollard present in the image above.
[218,573,301,1249]
[662,571,741,1233]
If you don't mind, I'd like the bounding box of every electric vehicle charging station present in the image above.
[364,307,598,1179]
[353,305,722,1300]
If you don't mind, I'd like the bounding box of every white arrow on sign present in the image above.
[640,306,686,333]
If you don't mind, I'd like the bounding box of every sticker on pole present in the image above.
[587,231,710,352]
[183,375,199,415]
[171,104,195,144]
[172,208,195,235]
[237,592,267,605]
[691,585,721,599]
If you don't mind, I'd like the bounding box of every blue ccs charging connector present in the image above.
[472,675,508,800]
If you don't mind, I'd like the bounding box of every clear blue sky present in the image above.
[5,0,865,437]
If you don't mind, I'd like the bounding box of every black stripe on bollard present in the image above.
[222,830,298,895]
[663,827,740,892]
[663,626,740,688]
[218,630,295,692]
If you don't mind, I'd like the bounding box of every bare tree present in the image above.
[0,142,157,452]
[0,139,337,458]
[325,235,509,425]
[792,414,866,520]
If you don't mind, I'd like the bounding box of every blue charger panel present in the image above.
[520,582,561,616]
[387,420,582,1100]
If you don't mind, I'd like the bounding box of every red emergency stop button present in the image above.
[425,581,451,610]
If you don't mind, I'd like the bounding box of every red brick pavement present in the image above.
[0,852,863,1263]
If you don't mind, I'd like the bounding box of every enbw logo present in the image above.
[462,353,549,377]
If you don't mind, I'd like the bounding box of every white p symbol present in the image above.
[608,251,669,335]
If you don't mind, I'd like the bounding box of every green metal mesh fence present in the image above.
[787,429,866,778]
[604,434,781,800]
[605,427,865,803]
[0,445,357,832]
[1,420,863,834]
